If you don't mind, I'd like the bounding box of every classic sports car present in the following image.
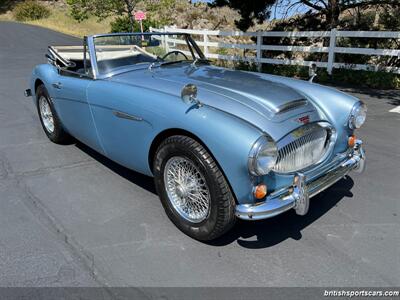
[25,32,366,240]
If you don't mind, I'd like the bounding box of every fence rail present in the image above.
[150,26,400,74]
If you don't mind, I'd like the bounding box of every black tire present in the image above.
[153,135,236,241]
[36,84,71,144]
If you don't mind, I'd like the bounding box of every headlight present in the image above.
[248,135,278,176]
[349,101,367,129]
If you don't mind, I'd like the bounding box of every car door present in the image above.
[51,70,104,154]
[86,79,155,175]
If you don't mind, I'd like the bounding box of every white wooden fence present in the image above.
[150,26,400,74]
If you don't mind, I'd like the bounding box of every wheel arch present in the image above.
[148,128,210,173]
[148,128,239,204]
[34,78,44,94]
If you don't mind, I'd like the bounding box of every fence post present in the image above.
[327,29,337,75]
[256,31,262,72]
[203,32,209,58]
[164,26,169,52]
[158,27,165,49]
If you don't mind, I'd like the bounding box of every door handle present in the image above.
[52,82,62,89]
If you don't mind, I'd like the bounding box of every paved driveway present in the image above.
[0,21,399,287]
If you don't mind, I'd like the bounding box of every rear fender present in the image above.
[30,64,59,109]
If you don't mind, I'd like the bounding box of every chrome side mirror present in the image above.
[181,84,202,107]
[308,63,317,82]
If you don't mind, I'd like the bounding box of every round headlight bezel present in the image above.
[248,135,278,176]
[349,101,367,129]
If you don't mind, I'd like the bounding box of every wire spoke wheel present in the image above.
[163,156,211,223]
[38,96,55,133]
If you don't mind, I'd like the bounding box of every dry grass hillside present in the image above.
[138,0,241,31]
[0,0,112,36]
[0,0,242,37]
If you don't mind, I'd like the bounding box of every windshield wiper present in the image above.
[148,58,210,71]
[148,56,164,71]
[148,60,187,71]
[160,60,189,67]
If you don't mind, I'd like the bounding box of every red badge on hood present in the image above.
[298,115,310,124]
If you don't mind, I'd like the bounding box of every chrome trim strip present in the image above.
[91,32,190,39]
[236,141,364,221]
[86,35,99,79]
[112,110,143,121]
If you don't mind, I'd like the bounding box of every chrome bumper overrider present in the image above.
[235,140,365,221]
[24,89,32,97]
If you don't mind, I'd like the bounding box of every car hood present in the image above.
[109,64,325,135]
[155,64,319,119]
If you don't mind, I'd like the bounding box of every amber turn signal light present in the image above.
[348,135,356,148]
[254,184,267,199]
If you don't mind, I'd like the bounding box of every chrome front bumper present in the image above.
[235,140,365,221]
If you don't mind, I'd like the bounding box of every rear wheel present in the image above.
[153,135,236,241]
[36,84,71,144]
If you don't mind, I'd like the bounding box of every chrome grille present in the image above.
[273,124,330,173]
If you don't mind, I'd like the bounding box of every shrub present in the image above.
[258,64,400,89]
[234,61,258,72]
[13,1,50,21]
[110,16,160,33]
[332,69,400,90]
[261,64,310,79]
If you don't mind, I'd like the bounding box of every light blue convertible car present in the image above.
[26,32,366,240]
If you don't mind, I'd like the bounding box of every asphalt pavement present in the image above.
[0,21,399,288]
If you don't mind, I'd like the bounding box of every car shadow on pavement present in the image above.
[75,141,157,194]
[208,176,354,249]
[75,141,354,249]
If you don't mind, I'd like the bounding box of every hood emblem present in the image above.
[297,115,310,124]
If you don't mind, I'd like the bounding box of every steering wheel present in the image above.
[161,50,189,61]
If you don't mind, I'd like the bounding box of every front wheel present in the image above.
[153,135,236,241]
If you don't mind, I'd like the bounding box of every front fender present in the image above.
[169,105,263,205]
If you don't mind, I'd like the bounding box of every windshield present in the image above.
[93,33,204,75]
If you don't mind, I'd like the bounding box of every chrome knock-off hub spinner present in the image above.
[164,156,211,223]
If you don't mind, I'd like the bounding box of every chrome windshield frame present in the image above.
[86,32,205,80]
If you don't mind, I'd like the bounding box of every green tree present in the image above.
[213,0,399,30]
[66,0,139,31]
[280,0,399,29]
[110,16,159,32]
[211,0,277,31]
